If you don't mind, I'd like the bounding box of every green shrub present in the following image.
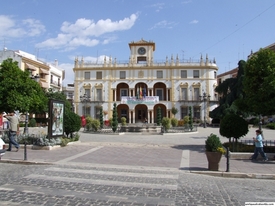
[29,118,36,127]
[183,116,189,124]
[85,116,93,131]
[162,117,171,132]
[86,116,100,131]
[121,117,127,126]
[112,103,118,132]
[171,118,178,127]
[157,107,162,126]
[266,123,275,129]
[60,138,70,147]
[205,133,223,152]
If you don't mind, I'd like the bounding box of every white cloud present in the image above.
[22,19,46,36]
[189,20,199,24]
[0,15,45,39]
[36,14,138,50]
[149,20,177,30]
[150,3,165,12]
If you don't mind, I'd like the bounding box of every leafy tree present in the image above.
[219,114,248,144]
[157,107,161,126]
[171,106,178,117]
[244,49,275,116]
[64,110,81,137]
[0,58,47,113]
[112,103,118,132]
[100,107,103,128]
[210,60,248,120]
[188,106,193,131]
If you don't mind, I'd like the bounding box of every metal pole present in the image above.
[226,147,230,172]
[204,97,206,128]
[24,141,27,160]
[23,111,28,161]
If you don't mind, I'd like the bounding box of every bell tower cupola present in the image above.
[128,39,155,64]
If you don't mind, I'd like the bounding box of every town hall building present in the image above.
[73,39,219,124]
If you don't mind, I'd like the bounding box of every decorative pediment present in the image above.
[83,83,92,89]
[192,82,201,88]
[180,82,188,88]
[95,83,103,88]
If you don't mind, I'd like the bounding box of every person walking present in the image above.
[3,111,20,152]
[250,129,268,161]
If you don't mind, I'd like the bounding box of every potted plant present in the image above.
[205,133,226,171]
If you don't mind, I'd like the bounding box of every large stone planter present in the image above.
[205,151,222,171]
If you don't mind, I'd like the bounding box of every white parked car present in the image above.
[0,138,6,159]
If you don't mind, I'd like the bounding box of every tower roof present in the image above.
[129,38,155,51]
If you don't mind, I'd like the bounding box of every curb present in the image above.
[190,170,275,180]
[0,159,53,165]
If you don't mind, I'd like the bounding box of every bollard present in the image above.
[24,140,27,161]
[226,147,230,172]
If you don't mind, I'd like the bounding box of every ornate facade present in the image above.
[73,39,219,124]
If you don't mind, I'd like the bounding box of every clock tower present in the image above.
[128,39,155,64]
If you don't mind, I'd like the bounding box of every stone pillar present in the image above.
[133,110,135,124]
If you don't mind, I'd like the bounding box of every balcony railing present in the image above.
[50,80,61,87]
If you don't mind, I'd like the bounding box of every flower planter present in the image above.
[205,151,222,171]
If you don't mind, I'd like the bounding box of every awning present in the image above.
[25,63,38,71]
[40,81,48,88]
[40,68,49,75]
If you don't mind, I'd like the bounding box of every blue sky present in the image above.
[1,0,275,85]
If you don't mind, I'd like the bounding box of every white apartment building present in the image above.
[73,39,219,124]
[0,48,64,91]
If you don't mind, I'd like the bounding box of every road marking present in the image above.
[46,167,179,179]
[56,146,103,163]
[180,150,190,168]
[25,174,178,190]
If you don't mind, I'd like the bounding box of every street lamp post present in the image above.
[200,92,210,128]
[80,93,91,117]
[23,73,40,161]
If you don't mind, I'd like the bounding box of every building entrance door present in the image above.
[135,104,148,123]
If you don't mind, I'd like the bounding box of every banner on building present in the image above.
[121,96,159,105]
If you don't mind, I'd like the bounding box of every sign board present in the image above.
[121,96,159,105]
[48,99,65,138]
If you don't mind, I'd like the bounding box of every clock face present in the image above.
[138,47,146,55]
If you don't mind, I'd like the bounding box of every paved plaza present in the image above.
[0,127,275,205]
